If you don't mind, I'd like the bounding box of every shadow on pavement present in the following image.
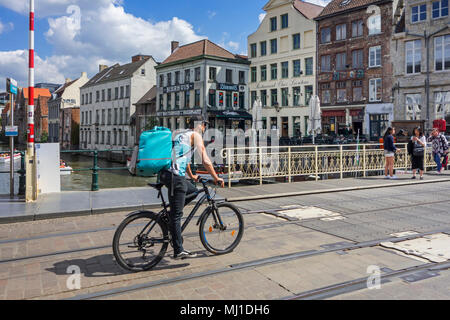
[45,254,190,277]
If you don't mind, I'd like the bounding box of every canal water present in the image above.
[0,143,157,194]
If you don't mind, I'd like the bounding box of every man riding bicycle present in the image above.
[159,116,225,260]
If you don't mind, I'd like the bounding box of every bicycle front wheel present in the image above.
[113,211,169,272]
[199,203,244,255]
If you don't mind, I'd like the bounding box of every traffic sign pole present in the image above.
[10,93,14,198]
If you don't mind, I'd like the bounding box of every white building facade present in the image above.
[156,40,251,133]
[248,0,323,139]
[79,55,158,150]
[48,72,89,145]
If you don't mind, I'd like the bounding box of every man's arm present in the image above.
[192,132,224,187]
[186,163,197,181]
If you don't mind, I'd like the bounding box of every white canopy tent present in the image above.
[308,95,322,144]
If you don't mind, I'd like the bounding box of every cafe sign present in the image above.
[218,83,239,92]
[163,83,194,93]
[156,109,202,117]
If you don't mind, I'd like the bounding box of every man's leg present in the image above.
[161,172,187,255]
[434,153,442,172]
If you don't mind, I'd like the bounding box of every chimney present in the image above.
[171,41,179,53]
[81,72,87,78]
[65,78,72,84]
[99,64,108,72]
[132,54,151,63]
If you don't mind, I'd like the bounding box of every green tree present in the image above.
[40,131,48,143]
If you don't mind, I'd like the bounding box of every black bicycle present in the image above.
[112,178,244,272]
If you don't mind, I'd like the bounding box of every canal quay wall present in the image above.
[1,173,450,224]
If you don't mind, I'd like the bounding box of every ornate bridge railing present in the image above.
[222,143,436,188]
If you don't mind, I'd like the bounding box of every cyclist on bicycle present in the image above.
[159,116,225,260]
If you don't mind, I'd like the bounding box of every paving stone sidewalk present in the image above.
[1,172,449,223]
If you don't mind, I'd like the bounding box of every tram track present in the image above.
[3,181,450,245]
[64,227,450,300]
[2,194,450,266]
[284,260,450,300]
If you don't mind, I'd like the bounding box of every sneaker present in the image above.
[390,176,398,180]
[411,176,416,180]
[173,250,198,260]
[385,176,390,180]
[420,177,424,180]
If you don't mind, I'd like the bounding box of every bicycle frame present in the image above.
[156,179,224,234]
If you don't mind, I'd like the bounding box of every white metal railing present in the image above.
[222,143,436,188]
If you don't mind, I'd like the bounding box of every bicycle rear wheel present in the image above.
[199,203,244,255]
[113,211,169,272]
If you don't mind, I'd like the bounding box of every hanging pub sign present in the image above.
[233,93,238,107]
[163,83,194,93]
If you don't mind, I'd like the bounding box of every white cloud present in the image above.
[0,0,205,88]
[0,50,66,89]
[258,13,266,23]
[207,10,217,20]
[227,41,239,51]
[305,0,331,7]
[0,19,13,35]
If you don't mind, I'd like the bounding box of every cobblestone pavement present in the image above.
[1,181,450,300]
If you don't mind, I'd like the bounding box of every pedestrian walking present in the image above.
[383,127,398,179]
[409,127,426,180]
[427,128,449,174]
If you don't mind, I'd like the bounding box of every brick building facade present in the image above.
[315,0,396,141]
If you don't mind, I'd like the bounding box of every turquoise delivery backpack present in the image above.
[136,127,172,177]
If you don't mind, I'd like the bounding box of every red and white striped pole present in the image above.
[28,0,35,153]
[26,0,36,201]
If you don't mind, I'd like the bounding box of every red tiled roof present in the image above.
[316,0,388,19]
[23,88,51,99]
[293,0,324,19]
[161,39,243,65]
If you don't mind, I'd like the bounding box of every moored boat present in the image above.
[0,153,21,163]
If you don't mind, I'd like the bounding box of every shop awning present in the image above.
[322,110,346,117]
[209,110,253,120]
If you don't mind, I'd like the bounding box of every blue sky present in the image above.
[0,0,326,90]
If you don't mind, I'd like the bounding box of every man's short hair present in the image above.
[188,115,207,129]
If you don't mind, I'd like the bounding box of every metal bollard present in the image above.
[91,150,99,191]
[18,151,26,196]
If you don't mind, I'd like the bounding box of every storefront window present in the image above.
[434,91,450,119]
[405,93,422,120]
[369,114,389,141]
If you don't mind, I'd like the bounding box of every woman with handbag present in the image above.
[410,127,426,180]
